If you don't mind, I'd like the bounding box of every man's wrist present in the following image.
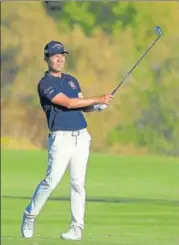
[92,97,100,105]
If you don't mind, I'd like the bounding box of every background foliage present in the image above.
[1,1,179,155]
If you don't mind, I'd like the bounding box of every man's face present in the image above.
[47,53,66,72]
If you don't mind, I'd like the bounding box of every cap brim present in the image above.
[46,51,70,57]
[56,50,69,54]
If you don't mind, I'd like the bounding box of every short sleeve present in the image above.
[39,79,62,101]
[71,76,82,93]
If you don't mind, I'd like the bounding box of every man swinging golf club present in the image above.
[21,40,113,240]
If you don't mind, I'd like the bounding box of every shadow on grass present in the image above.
[1,195,179,206]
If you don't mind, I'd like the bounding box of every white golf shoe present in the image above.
[21,214,35,238]
[60,227,82,240]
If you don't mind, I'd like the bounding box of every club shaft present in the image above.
[111,35,161,95]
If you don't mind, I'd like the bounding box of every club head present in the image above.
[154,26,162,36]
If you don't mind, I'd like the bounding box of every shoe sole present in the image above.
[21,235,33,238]
[60,235,81,240]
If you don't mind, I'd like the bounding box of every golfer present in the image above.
[21,40,113,240]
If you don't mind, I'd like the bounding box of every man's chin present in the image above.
[53,69,62,73]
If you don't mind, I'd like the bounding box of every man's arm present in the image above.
[51,92,112,109]
[78,92,96,112]
[77,92,108,112]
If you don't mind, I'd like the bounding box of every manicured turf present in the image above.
[1,150,179,245]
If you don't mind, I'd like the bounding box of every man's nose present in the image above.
[57,58,63,62]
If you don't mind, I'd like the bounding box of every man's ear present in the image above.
[44,56,48,62]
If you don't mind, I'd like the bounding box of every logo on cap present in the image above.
[52,43,63,49]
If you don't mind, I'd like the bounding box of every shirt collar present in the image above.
[45,71,64,79]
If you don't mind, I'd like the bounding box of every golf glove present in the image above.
[94,104,108,111]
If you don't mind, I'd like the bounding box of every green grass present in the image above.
[1,150,179,245]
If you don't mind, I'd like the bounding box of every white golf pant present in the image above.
[25,128,91,229]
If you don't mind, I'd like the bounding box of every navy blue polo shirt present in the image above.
[37,72,87,131]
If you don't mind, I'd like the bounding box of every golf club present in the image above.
[111,26,163,96]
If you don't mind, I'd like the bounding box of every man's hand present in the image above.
[97,94,113,105]
[93,94,113,112]
[98,104,108,110]
[94,104,108,111]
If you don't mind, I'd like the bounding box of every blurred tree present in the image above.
[1,1,179,155]
[1,48,20,91]
[43,1,137,35]
[108,33,179,155]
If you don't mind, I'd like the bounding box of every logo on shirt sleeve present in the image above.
[68,81,76,90]
[44,86,55,95]
[44,86,53,94]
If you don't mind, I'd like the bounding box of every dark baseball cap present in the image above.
[44,40,69,58]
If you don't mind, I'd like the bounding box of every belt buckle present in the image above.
[72,131,80,136]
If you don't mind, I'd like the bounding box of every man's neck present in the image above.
[48,70,62,78]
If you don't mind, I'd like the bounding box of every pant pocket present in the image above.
[81,131,92,144]
[48,134,60,152]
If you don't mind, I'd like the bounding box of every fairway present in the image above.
[1,150,179,245]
